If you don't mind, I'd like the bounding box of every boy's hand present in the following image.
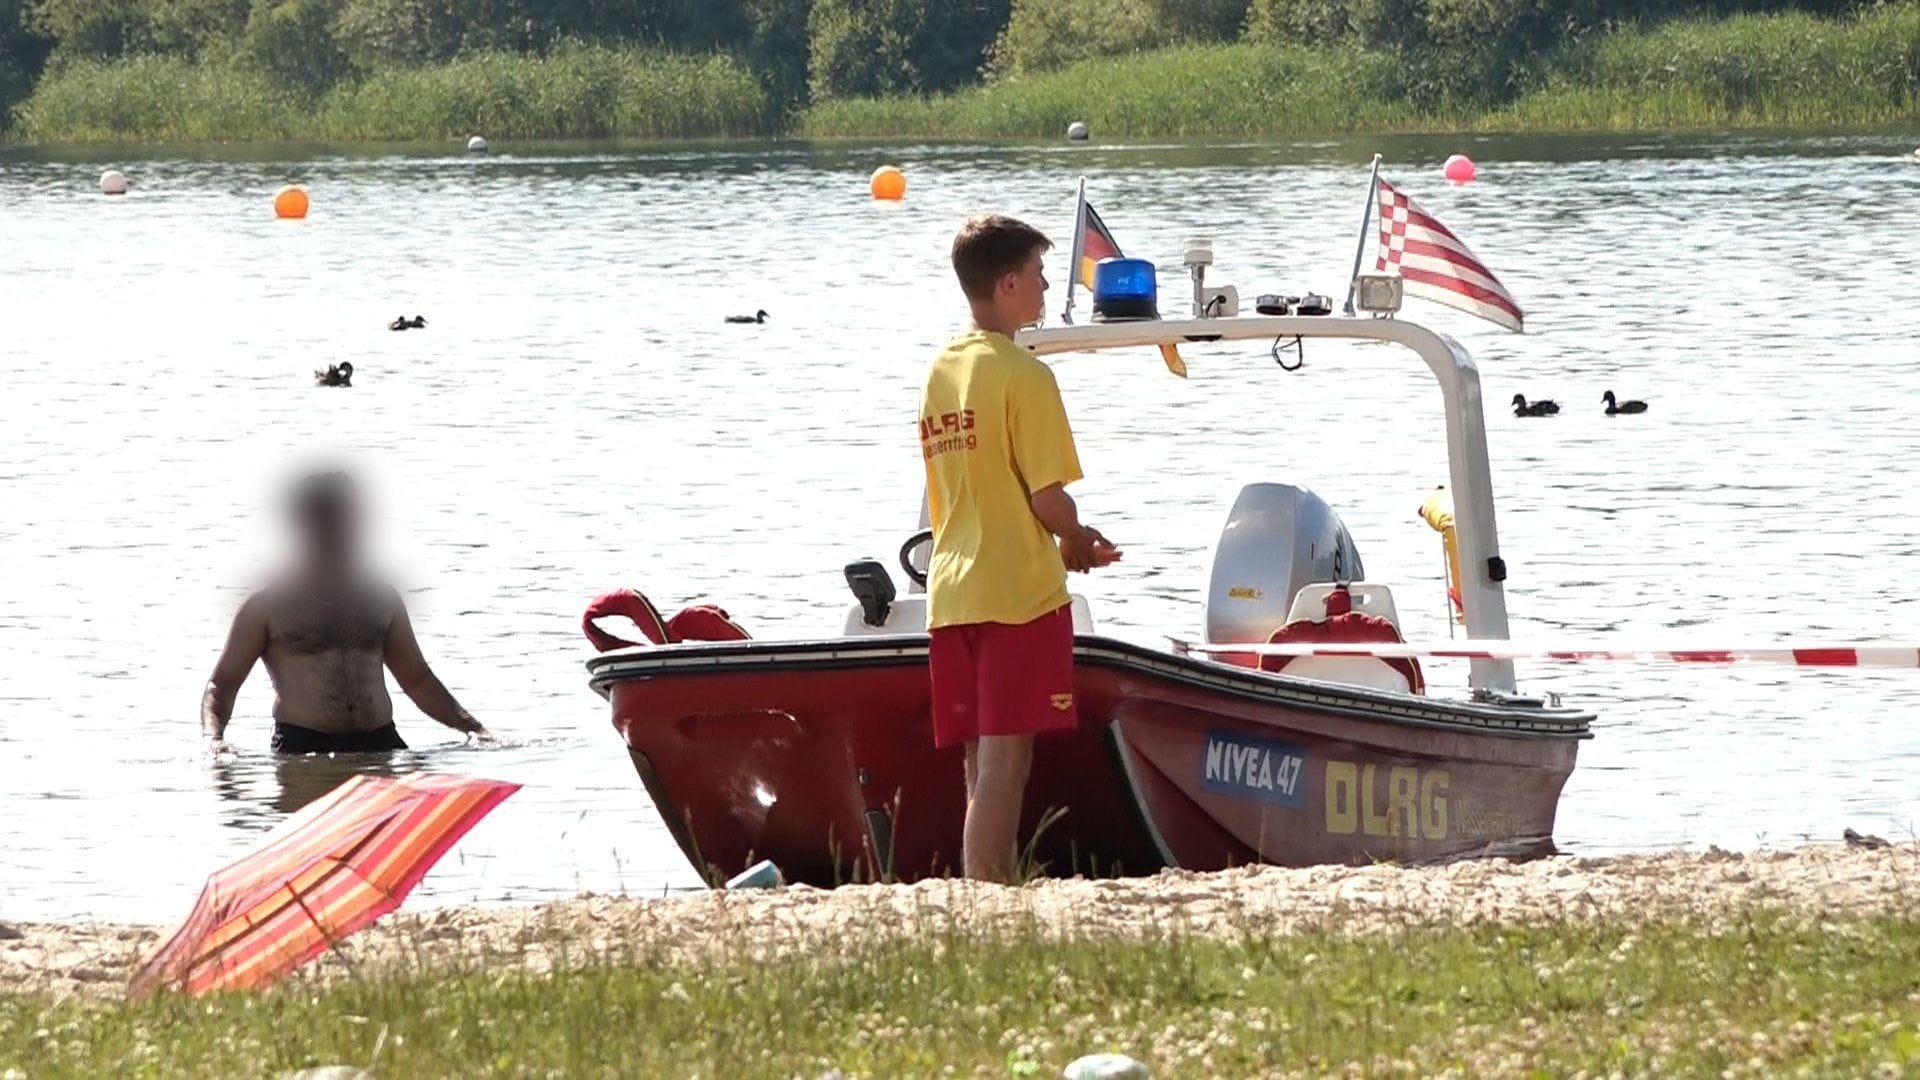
[1061,526,1123,573]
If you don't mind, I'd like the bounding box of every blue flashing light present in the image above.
[1091,257,1159,322]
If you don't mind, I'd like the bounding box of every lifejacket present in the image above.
[1261,585,1425,694]
[581,589,750,652]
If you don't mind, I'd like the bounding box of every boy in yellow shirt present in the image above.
[919,214,1121,883]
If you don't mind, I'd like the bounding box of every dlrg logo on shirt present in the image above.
[920,409,978,459]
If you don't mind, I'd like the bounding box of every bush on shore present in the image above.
[986,0,1249,77]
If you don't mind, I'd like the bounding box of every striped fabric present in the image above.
[1177,639,1920,669]
[130,772,519,996]
[1375,178,1525,332]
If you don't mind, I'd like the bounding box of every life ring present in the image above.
[1261,586,1425,693]
[582,589,673,651]
[582,590,751,652]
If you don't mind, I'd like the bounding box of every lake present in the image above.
[2,131,1916,923]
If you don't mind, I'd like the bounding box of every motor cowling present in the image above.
[1203,483,1364,646]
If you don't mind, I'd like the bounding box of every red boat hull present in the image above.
[588,637,1590,886]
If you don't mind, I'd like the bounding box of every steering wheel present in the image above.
[899,529,933,589]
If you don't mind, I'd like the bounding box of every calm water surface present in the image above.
[2,132,1917,923]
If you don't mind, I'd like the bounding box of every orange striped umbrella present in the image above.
[129,771,519,996]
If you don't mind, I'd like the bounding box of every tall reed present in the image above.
[13,46,773,143]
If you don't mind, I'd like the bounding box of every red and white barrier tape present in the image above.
[1170,639,1920,669]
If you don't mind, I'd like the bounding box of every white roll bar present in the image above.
[1018,316,1517,694]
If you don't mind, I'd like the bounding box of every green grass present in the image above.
[323,46,774,141]
[806,4,1920,140]
[10,55,306,143]
[8,3,1919,142]
[7,910,1920,1077]
[1499,6,1920,131]
[12,45,773,143]
[804,43,1437,139]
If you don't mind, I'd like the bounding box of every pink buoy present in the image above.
[1443,154,1476,183]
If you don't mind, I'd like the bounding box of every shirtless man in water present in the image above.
[201,471,490,754]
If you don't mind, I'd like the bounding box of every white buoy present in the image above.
[1067,121,1090,142]
[467,135,489,154]
[99,169,129,196]
[1912,147,1919,163]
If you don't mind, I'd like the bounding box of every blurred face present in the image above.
[291,484,361,567]
[1000,249,1049,328]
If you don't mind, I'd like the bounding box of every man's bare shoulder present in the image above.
[235,585,281,619]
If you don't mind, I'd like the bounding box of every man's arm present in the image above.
[1031,483,1121,573]
[202,594,269,751]
[383,593,488,738]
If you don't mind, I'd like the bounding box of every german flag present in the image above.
[1076,203,1122,290]
[1066,188,1184,377]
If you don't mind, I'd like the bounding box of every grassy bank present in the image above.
[807,4,1920,139]
[7,4,1919,143]
[5,909,1919,1076]
[12,45,773,143]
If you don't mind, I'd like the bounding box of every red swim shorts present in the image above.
[928,604,1078,749]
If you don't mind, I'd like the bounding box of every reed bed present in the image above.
[13,46,772,143]
[804,44,1437,140]
[4,905,1918,1077]
[1500,6,1920,132]
[806,4,1920,140]
[10,4,1918,142]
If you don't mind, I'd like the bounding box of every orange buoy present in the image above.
[274,185,309,220]
[869,165,906,201]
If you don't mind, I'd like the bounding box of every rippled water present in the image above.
[2,132,1917,923]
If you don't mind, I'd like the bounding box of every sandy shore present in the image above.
[6,841,1916,1000]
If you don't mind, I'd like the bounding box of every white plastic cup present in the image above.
[724,859,783,889]
[1062,1053,1150,1080]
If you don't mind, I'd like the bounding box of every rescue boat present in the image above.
[584,308,1593,887]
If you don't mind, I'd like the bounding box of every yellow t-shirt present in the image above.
[919,329,1084,629]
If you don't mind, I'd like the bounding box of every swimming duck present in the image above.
[1511,394,1560,417]
[388,315,426,331]
[725,309,769,325]
[314,361,354,388]
[1602,390,1648,415]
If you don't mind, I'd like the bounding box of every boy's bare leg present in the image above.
[962,733,1034,882]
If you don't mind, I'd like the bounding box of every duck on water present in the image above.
[726,309,768,325]
[389,315,427,331]
[315,362,353,387]
[1603,391,1648,415]
[1511,394,1559,417]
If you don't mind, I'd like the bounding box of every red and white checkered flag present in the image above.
[1375,178,1524,332]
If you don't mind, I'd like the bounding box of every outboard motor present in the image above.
[1204,483,1364,645]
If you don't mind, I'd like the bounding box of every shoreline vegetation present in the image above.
[4,842,1919,1075]
[2,3,1916,144]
